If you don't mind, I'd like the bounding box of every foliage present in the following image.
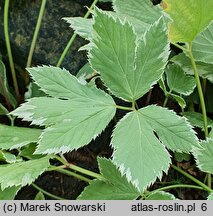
[163,0,213,42]
[0,156,50,190]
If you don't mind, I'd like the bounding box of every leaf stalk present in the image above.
[4,0,20,99]
[26,0,47,83]
[171,164,213,193]
[32,183,65,200]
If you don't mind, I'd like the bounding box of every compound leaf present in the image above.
[78,158,139,200]
[193,139,213,174]
[112,106,198,191]
[12,66,116,154]
[163,0,213,42]
[111,110,171,192]
[145,191,176,200]
[165,64,196,95]
[192,22,213,64]
[0,186,21,200]
[113,0,163,35]
[0,124,42,150]
[90,9,169,101]
[0,156,50,190]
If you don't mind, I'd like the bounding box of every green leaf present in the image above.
[67,1,163,42]
[0,186,21,200]
[78,158,139,200]
[145,191,176,200]
[207,192,213,200]
[192,22,213,64]
[165,64,196,95]
[112,106,198,191]
[0,156,50,190]
[0,151,18,163]
[113,0,163,35]
[34,191,45,200]
[19,143,43,160]
[174,152,190,162]
[0,60,17,108]
[183,111,213,130]
[111,110,171,192]
[171,53,213,83]
[163,0,213,42]
[193,139,213,174]
[12,66,116,154]
[0,124,42,150]
[140,106,199,153]
[90,10,169,101]
[170,94,186,109]
[63,17,93,40]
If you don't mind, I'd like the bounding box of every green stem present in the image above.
[115,105,134,111]
[207,174,212,189]
[165,43,210,189]
[171,164,213,193]
[54,155,105,181]
[47,165,91,182]
[69,163,105,180]
[54,168,92,183]
[163,93,170,107]
[4,0,20,99]
[199,79,207,112]
[31,183,65,200]
[163,91,172,107]
[8,115,15,126]
[172,43,188,53]
[187,43,208,138]
[146,89,152,106]
[186,43,211,189]
[56,0,99,67]
[26,0,47,83]
[154,184,205,192]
